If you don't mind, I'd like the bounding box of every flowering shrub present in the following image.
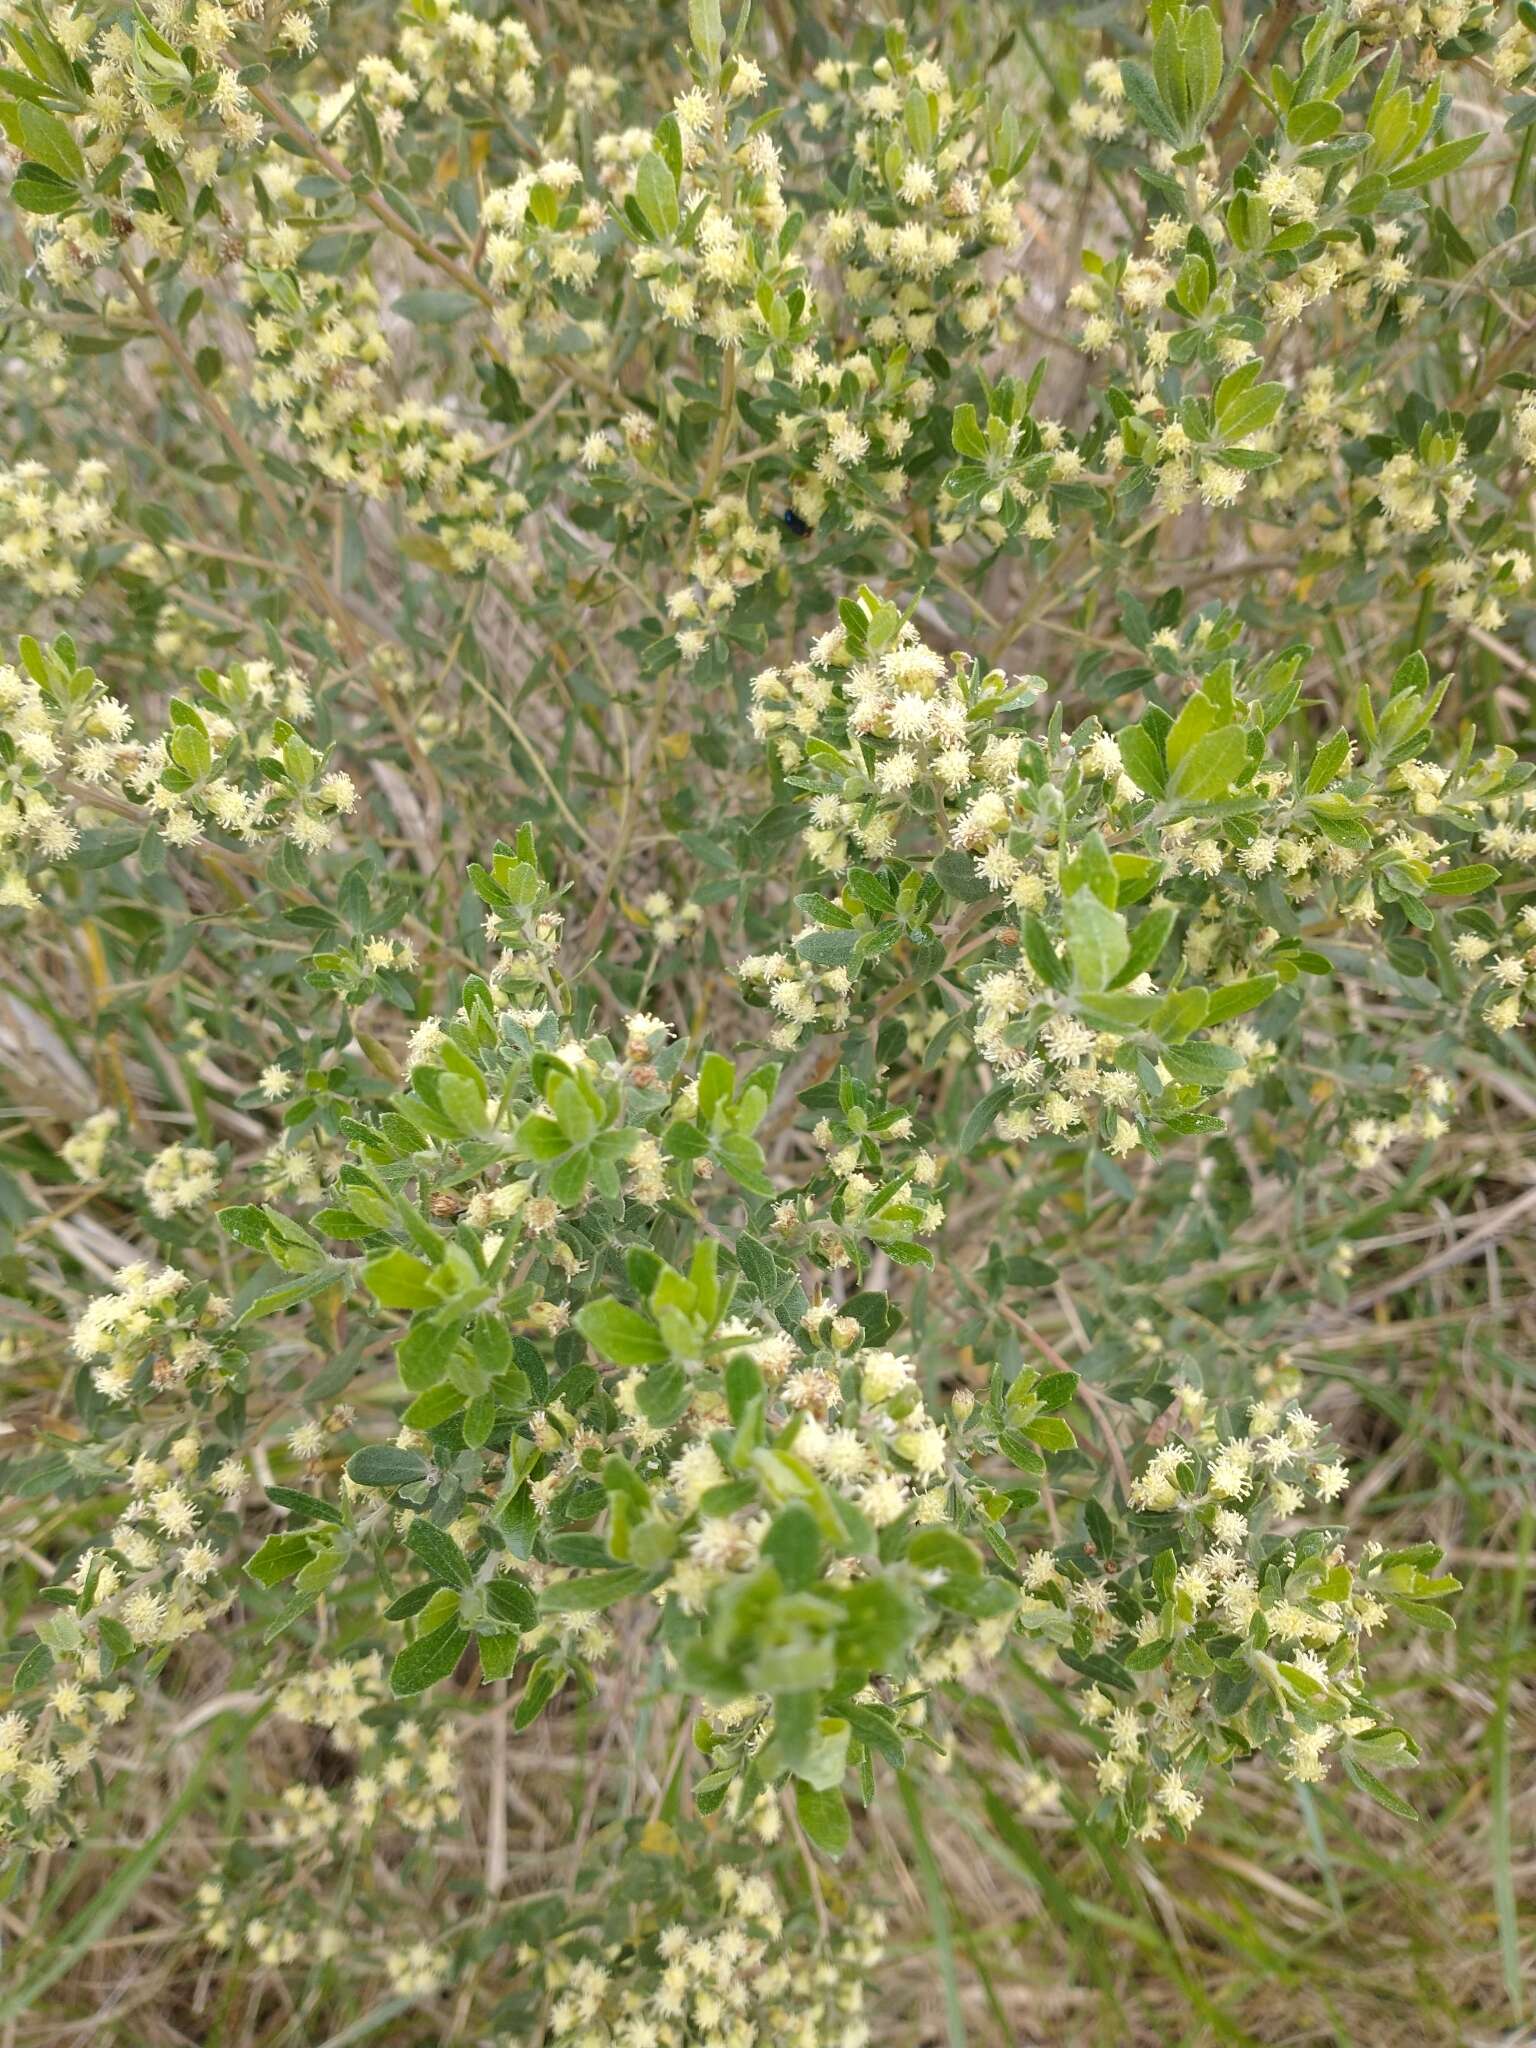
[0,0,1530,2036]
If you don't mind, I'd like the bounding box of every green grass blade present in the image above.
[1490,1509,1532,2021]
[0,1707,254,2021]
[898,1770,967,2048]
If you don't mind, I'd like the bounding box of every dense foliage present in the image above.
[1,0,1532,2039]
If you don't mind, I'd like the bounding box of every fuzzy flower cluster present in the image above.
[478,155,607,361]
[1454,893,1536,1038]
[751,627,1043,869]
[192,1662,457,1982]
[745,598,1534,1159]
[668,495,787,664]
[631,885,707,947]
[0,1430,246,1850]
[523,1867,887,2048]
[624,1309,964,1608]
[241,178,528,571]
[1235,369,1533,634]
[628,73,798,352]
[386,1,538,115]
[0,459,114,598]
[802,42,1030,354]
[1021,1384,1450,1835]
[141,1140,221,1219]
[787,1098,944,1271]
[467,55,804,370]
[269,1655,460,1834]
[737,941,855,1052]
[1037,14,1519,610]
[2,0,288,292]
[0,637,357,915]
[68,1259,230,1405]
[0,1668,135,1852]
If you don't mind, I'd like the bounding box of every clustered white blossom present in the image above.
[526,1879,887,2048]
[0,641,356,915]
[744,599,1534,1159]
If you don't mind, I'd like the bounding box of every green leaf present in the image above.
[18,100,82,182]
[736,1231,784,1300]
[14,1641,51,1689]
[537,1566,652,1613]
[1203,973,1279,1022]
[1161,1040,1243,1086]
[231,1262,344,1328]
[1124,1638,1173,1671]
[346,1445,429,1488]
[951,402,988,459]
[363,1248,439,1310]
[551,1074,597,1142]
[574,1297,669,1366]
[844,1699,906,1769]
[218,1204,271,1251]
[1286,98,1342,146]
[1111,904,1176,987]
[393,287,480,324]
[515,1657,566,1728]
[1309,796,1372,850]
[795,1778,851,1857]
[519,1112,568,1160]
[1120,58,1179,144]
[245,1530,314,1587]
[1217,383,1284,443]
[398,1313,462,1393]
[477,1631,522,1682]
[1182,3,1223,120]
[907,1526,981,1578]
[406,1517,472,1589]
[264,1486,345,1527]
[311,1206,371,1240]
[697,1049,735,1121]
[404,1383,464,1431]
[959,1080,1015,1152]
[762,1502,822,1591]
[1341,1754,1420,1819]
[1388,132,1484,190]
[1064,829,1118,907]
[1167,725,1246,803]
[486,1576,538,1628]
[1156,986,1210,1041]
[1119,721,1166,797]
[1063,892,1130,992]
[688,0,723,68]
[463,1392,495,1446]
[548,1149,590,1205]
[1391,648,1430,696]
[1424,863,1498,896]
[1021,913,1070,992]
[1304,730,1352,793]
[390,1620,468,1697]
[634,151,680,239]
[931,849,994,901]
[717,1131,774,1195]
[997,1429,1046,1474]
[1165,691,1220,769]
[795,926,859,969]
